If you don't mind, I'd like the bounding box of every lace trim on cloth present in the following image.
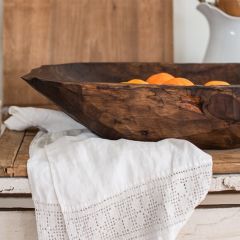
[34,164,212,240]
[35,202,69,240]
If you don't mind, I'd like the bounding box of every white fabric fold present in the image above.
[4,106,212,240]
[4,106,85,132]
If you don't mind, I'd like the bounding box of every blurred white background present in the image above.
[174,0,209,63]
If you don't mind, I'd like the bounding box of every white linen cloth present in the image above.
[5,106,212,240]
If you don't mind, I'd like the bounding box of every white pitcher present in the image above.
[197,2,240,62]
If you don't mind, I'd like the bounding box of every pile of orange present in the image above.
[121,72,230,86]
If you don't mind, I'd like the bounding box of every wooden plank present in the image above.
[179,207,240,239]
[0,198,33,208]
[206,149,240,174]
[0,129,25,177]
[8,134,35,177]
[0,211,37,240]
[0,175,240,198]
[2,129,240,177]
[213,162,240,174]
[1,191,240,207]
[3,0,173,106]
[3,0,52,106]
[0,178,30,195]
[211,175,240,191]
[201,193,240,206]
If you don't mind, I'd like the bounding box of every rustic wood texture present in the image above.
[23,63,240,149]
[0,129,25,176]
[178,207,240,240]
[3,0,173,106]
[1,129,240,177]
[210,175,240,191]
[6,135,34,177]
[207,149,240,174]
[1,174,240,196]
[0,212,37,240]
[0,130,34,177]
[0,178,30,195]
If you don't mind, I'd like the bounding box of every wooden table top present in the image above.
[0,129,36,177]
[0,129,240,177]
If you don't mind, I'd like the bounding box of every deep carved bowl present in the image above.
[22,63,240,149]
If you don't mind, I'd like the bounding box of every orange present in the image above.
[204,80,230,86]
[146,72,174,84]
[162,77,194,86]
[122,79,148,84]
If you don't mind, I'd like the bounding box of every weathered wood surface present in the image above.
[0,176,239,197]
[207,149,240,174]
[1,190,240,207]
[0,129,25,176]
[202,193,240,206]
[23,63,240,149]
[210,175,240,191]
[0,178,30,195]
[6,135,34,177]
[1,174,239,196]
[0,208,240,240]
[0,198,34,208]
[0,211,37,240]
[0,130,34,177]
[3,0,173,106]
[178,207,240,239]
[1,129,240,177]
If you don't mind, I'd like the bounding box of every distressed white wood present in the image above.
[210,175,240,192]
[0,208,239,239]
[178,208,240,239]
[202,193,240,206]
[0,178,30,194]
[0,198,33,208]
[1,193,240,209]
[0,211,37,240]
[1,174,240,196]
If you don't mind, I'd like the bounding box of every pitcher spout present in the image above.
[197,2,240,22]
[197,3,213,21]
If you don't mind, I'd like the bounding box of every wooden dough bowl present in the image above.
[22,63,240,149]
